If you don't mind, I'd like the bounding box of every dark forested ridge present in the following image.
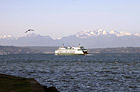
[0,46,140,55]
[0,46,40,55]
[88,47,140,53]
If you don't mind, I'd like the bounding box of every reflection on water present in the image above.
[0,54,140,92]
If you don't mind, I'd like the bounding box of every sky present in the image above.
[0,0,140,38]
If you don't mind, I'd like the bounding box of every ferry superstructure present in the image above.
[55,45,88,55]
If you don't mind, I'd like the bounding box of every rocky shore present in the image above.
[0,74,59,92]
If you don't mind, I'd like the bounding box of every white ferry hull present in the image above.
[55,46,88,55]
[55,52,88,55]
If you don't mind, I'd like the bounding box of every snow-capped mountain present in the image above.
[134,33,140,37]
[76,29,109,38]
[0,35,16,40]
[76,29,135,38]
[0,30,140,48]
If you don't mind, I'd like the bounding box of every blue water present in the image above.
[0,53,140,92]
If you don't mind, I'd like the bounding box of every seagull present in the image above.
[25,29,34,33]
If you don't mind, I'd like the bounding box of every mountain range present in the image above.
[1,29,140,48]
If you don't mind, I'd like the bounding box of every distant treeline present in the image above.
[28,46,140,54]
[88,47,140,53]
[0,46,140,55]
[26,46,58,54]
[0,46,40,55]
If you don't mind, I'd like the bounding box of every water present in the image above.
[0,53,140,92]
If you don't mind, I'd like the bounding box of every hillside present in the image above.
[0,46,140,55]
[88,47,140,53]
[0,46,40,55]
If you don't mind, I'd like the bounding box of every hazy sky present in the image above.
[0,0,140,38]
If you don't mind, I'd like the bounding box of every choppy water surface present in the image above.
[0,53,140,92]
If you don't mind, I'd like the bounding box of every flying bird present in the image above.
[25,29,34,33]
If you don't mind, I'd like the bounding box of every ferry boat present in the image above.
[55,44,88,55]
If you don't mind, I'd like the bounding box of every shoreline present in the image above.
[0,74,59,92]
